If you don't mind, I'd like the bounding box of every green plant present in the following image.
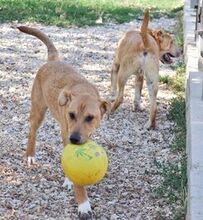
[154,156,187,204]
[154,95,187,219]
[168,96,186,132]
[159,75,170,84]
[159,62,186,93]
[174,11,184,47]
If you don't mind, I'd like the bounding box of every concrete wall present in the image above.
[184,0,203,219]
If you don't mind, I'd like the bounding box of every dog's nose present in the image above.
[69,132,81,144]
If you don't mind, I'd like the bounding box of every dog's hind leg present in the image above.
[111,63,119,99]
[27,78,47,165]
[111,66,131,112]
[134,72,144,111]
[60,123,74,191]
[145,73,158,129]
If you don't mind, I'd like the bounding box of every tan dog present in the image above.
[17,26,110,220]
[111,10,180,128]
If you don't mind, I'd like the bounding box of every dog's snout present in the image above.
[70,132,81,144]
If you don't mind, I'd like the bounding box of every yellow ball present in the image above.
[61,140,108,186]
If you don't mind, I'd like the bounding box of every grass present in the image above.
[154,155,187,204]
[0,0,183,26]
[155,95,187,219]
[156,10,187,220]
[159,62,186,92]
[175,11,184,48]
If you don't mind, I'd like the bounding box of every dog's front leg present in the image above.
[74,185,92,220]
[60,122,69,146]
[110,63,119,99]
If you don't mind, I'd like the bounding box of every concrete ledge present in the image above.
[184,0,198,70]
[184,1,203,220]
[187,73,203,220]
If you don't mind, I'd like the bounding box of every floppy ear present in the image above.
[152,30,163,41]
[58,90,72,106]
[157,30,163,37]
[100,100,111,118]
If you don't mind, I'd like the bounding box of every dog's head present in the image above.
[58,90,111,144]
[150,30,181,64]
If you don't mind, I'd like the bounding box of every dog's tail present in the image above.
[140,9,150,49]
[17,26,59,61]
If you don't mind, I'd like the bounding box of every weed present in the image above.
[174,11,184,47]
[154,156,187,204]
[155,94,186,220]
[159,62,186,93]
[168,96,186,132]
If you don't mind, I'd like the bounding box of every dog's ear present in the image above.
[100,100,111,118]
[58,90,72,106]
[156,30,163,37]
[152,30,163,41]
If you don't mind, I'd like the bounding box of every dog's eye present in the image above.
[69,112,76,120]
[85,115,94,122]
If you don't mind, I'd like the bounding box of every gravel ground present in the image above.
[0,17,181,220]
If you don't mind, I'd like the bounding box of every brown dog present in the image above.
[17,26,110,219]
[111,10,180,128]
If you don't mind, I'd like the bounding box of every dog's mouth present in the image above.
[160,53,174,64]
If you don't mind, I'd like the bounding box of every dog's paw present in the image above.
[78,200,92,220]
[133,104,143,112]
[62,177,73,191]
[144,121,155,130]
[27,156,36,166]
[109,93,117,102]
[79,212,92,220]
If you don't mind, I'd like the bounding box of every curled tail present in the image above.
[140,10,150,49]
[17,26,59,61]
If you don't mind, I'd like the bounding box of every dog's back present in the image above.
[115,30,159,64]
[115,10,159,65]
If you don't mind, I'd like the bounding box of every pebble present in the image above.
[0,16,181,220]
[110,214,119,220]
